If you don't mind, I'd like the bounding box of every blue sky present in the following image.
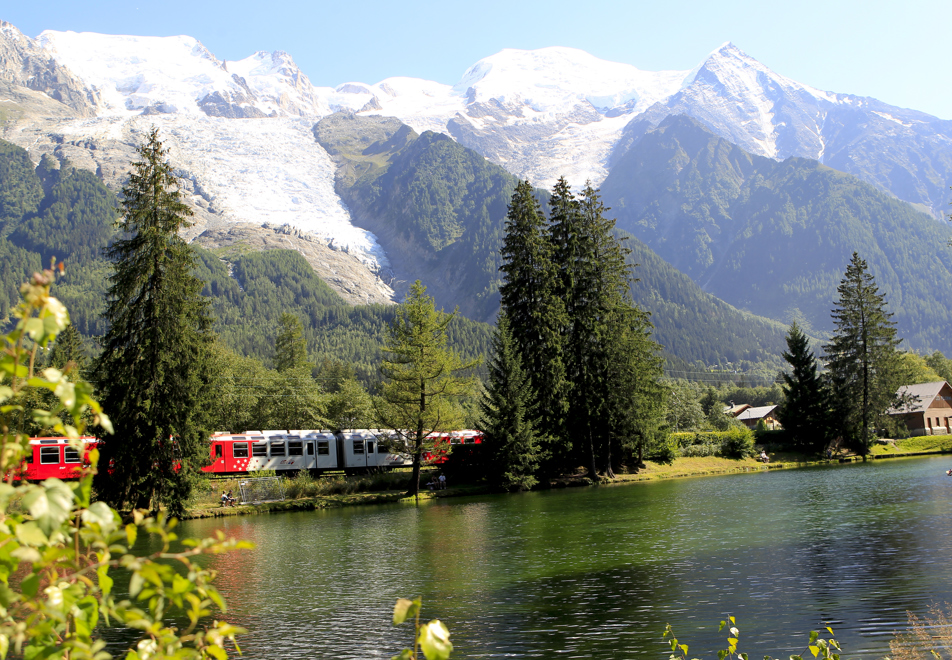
[5,0,951,119]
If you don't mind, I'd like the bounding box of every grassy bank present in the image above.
[183,435,952,519]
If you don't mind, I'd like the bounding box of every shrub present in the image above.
[719,426,756,458]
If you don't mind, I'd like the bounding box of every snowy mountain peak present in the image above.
[453,46,690,115]
[37,30,326,118]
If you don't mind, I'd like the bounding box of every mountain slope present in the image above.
[601,114,952,353]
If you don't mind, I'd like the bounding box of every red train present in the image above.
[203,429,483,476]
[13,436,99,481]
[12,429,483,481]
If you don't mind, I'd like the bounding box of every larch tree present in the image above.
[824,252,902,455]
[779,321,830,453]
[94,127,215,516]
[376,280,478,498]
[480,313,541,491]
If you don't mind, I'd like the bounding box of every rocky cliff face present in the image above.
[0,22,99,116]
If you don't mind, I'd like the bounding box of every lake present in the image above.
[182,456,952,658]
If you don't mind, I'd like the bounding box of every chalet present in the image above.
[889,381,952,436]
[724,403,751,417]
[735,405,781,430]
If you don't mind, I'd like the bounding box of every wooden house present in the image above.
[889,381,952,436]
[734,405,781,430]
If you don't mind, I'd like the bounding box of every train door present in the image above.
[230,438,251,472]
[210,439,228,473]
[312,433,337,471]
[341,432,369,471]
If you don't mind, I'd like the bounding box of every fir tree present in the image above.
[274,312,310,372]
[94,128,215,516]
[267,312,326,431]
[498,180,568,471]
[779,322,829,452]
[824,252,902,454]
[376,281,478,498]
[480,313,541,491]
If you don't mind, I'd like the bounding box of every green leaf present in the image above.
[418,619,452,660]
[393,597,420,625]
[20,573,39,598]
[98,566,113,597]
[15,521,48,547]
[809,646,819,658]
[809,631,819,645]
[172,574,191,594]
[719,621,727,632]
[128,572,144,598]
[206,646,228,660]
[391,650,415,660]
[680,644,689,655]
[0,633,7,660]
[126,523,137,547]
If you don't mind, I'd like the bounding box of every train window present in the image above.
[252,443,268,457]
[317,441,330,456]
[214,444,223,458]
[367,441,375,453]
[40,446,60,464]
[352,440,364,454]
[233,443,249,458]
[288,441,303,456]
[270,442,286,457]
[64,446,81,463]
[307,442,314,456]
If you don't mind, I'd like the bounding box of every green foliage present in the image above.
[391,597,453,660]
[664,380,707,431]
[664,618,841,660]
[779,322,830,452]
[926,351,952,384]
[480,313,540,491]
[824,252,902,454]
[0,139,43,227]
[94,128,215,516]
[0,266,248,660]
[670,429,756,458]
[377,281,479,496]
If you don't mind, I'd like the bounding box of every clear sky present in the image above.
[4,0,951,119]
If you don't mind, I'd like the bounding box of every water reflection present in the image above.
[181,456,952,659]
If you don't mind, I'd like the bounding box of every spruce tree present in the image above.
[94,128,215,516]
[779,322,829,452]
[498,180,568,472]
[824,252,901,454]
[481,313,541,491]
[376,281,478,498]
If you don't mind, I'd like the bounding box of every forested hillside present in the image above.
[0,138,491,381]
[601,115,952,353]
[315,113,796,372]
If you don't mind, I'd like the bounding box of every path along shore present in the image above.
[185,434,952,520]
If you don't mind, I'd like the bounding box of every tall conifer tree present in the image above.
[824,252,901,454]
[481,313,541,491]
[94,128,214,515]
[780,322,829,452]
[498,180,568,472]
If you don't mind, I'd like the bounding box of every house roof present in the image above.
[736,405,778,421]
[891,381,951,414]
[725,404,751,417]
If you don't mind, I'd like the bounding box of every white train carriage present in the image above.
[203,429,410,476]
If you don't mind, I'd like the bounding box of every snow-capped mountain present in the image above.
[2,21,951,309]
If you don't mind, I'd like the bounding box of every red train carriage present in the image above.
[424,429,483,465]
[15,437,99,481]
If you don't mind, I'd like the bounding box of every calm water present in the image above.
[180,456,952,659]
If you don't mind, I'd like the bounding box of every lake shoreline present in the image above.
[185,436,952,520]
